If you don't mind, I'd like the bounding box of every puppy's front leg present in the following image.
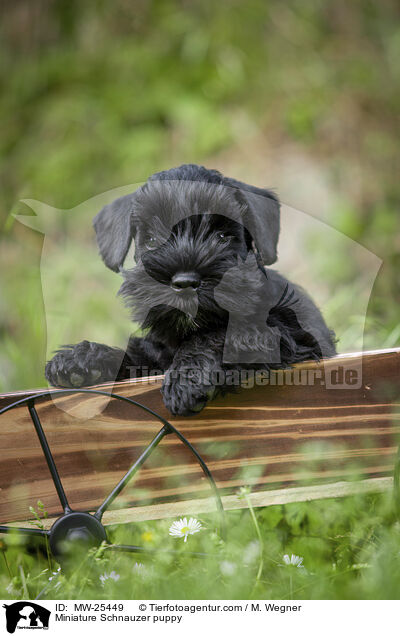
[45,340,130,388]
[161,333,224,416]
[45,336,171,388]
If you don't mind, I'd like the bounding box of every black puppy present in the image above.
[45,164,336,415]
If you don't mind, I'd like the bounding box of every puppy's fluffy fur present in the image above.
[45,164,336,415]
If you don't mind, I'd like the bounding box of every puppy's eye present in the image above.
[217,232,230,243]
[144,236,158,250]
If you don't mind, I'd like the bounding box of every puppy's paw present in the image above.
[45,340,125,388]
[161,368,217,416]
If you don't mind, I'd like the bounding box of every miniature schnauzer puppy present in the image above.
[45,164,336,415]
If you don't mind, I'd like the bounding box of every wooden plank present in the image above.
[3,477,393,529]
[0,349,399,524]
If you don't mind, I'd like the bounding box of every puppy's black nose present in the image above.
[171,272,201,291]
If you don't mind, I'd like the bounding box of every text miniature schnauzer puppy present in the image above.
[45,164,336,415]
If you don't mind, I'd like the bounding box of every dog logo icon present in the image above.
[2,602,50,633]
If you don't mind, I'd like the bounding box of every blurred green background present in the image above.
[0,0,399,391]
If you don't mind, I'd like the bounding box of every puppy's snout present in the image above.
[171,272,201,291]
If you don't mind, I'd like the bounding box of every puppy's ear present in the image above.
[93,193,136,272]
[223,177,280,265]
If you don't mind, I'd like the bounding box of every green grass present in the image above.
[2,489,400,600]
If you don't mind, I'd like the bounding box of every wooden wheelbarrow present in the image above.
[1,348,399,559]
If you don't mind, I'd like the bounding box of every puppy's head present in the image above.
[93,164,280,338]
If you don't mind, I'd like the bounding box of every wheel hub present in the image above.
[49,512,107,558]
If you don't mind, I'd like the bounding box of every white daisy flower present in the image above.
[243,540,261,565]
[48,567,61,581]
[282,554,304,568]
[99,570,120,585]
[169,517,203,542]
[6,581,18,596]
[220,560,237,576]
[133,562,149,578]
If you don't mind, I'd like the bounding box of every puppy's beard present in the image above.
[143,305,202,339]
[119,264,199,328]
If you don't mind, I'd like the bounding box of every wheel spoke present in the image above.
[28,401,71,514]
[0,525,49,537]
[94,425,170,521]
[106,543,217,558]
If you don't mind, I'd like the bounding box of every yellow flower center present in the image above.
[180,526,190,534]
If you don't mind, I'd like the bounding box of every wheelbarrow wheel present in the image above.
[0,389,226,573]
